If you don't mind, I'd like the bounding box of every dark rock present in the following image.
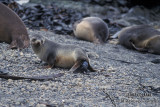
[151,59,160,64]
[0,69,9,75]
[127,0,160,8]
[0,0,88,35]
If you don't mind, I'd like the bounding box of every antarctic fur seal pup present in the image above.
[31,34,95,73]
[73,17,109,44]
[0,3,29,49]
[118,25,160,54]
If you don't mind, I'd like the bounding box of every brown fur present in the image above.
[0,3,29,49]
[118,25,160,54]
[73,17,109,43]
[31,34,95,72]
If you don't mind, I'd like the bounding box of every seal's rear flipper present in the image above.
[111,31,120,39]
[69,60,96,73]
[42,65,52,69]
[69,61,81,73]
[131,42,148,52]
[88,64,96,72]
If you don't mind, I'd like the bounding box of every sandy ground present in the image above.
[0,29,160,107]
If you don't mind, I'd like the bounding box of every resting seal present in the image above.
[73,17,109,43]
[118,25,160,54]
[0,3,29,49]
[31,34,95,73]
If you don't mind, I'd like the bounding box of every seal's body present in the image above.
[31,34,95,73]
[0,3,29,49]
[73,17,109,43]
[118,25,160,54]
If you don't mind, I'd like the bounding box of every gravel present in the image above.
[0,29,160,107]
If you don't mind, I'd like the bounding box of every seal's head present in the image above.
[30,34,45,53]
[145,35,160,54]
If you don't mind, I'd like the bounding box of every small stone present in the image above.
[8,79,13,83]
[107,66,116,72]
[36,104,46,107]
[40,85,47,90]
[21,88,25,91]
[20,52,23,56]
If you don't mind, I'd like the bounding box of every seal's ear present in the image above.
[130,41,148,52]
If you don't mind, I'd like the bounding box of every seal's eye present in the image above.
[41,40,44,44]
[32,38,36,42]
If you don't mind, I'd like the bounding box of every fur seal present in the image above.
[73,17,109,43]
[0,3,29,49]
[118,25,160,54]
[31,34,95,73]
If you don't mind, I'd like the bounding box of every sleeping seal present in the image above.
[118,25,160,54]
[73,17,109,43]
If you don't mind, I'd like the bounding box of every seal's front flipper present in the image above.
[88,64,96,72]
[9,38,25,49]
[9,40,18,49]
[42,65,52,69]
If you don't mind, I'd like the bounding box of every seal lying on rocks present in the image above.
[0,3,29,49]
[31,34,95,73]
[73,17,109,44]
[118,25,160,54]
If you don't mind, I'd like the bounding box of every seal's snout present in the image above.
[30,37,40,47]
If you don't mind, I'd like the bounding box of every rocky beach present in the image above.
[0,0,160,107]
[0,29,159,106]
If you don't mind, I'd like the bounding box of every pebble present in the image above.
[36,104,46,107]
